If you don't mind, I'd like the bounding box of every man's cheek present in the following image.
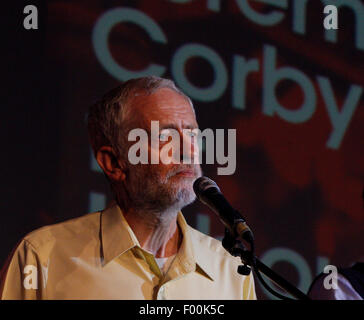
[192,142,200,163]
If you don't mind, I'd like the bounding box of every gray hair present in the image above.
[87,76,194,158]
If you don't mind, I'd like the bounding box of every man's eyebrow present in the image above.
[159,123,197,130]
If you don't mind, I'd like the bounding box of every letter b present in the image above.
[263,45,316,123]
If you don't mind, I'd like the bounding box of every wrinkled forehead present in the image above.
[126,88,198,130]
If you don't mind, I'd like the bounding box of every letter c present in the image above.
[217,305,224,314]
[92,8,167,81]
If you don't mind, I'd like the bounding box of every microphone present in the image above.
[193,176,254,243]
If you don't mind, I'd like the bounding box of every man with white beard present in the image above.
[0,76,256,300]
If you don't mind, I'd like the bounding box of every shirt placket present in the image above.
[156,255,196,300]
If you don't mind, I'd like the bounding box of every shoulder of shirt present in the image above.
[186,224,240,262]
[22,210,101,251]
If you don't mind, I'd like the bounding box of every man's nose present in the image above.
[179,131,199,164]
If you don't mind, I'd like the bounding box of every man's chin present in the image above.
[173,185,196,208]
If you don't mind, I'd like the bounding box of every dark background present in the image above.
[2,0,363,299]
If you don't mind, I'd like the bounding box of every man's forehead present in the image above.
[129,88,197,126]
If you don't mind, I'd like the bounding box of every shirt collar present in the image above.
[100,203,140,265]
[175,210,214,281]
[100,203,214,281]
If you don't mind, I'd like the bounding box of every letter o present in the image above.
[171,43,228,102]
[92,8,167,81]
[260,247,312,300]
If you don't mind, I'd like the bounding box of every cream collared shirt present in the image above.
[0,204,256,300]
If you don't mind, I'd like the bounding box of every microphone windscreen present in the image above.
[193,176,220,197]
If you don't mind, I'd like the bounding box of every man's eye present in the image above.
[159,130,170,141]
[186,131,197,138]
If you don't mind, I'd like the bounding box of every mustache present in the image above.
[166,165,200,179]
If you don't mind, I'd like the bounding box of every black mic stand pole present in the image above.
[237,247,310,300]
[223,230,310,300]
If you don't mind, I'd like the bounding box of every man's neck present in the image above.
[122,207,182,258]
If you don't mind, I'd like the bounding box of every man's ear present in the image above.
[96,146,126,182]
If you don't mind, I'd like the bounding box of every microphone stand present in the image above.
[222,229,310,300]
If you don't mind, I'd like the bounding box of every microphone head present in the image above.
[193,176,221,199]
